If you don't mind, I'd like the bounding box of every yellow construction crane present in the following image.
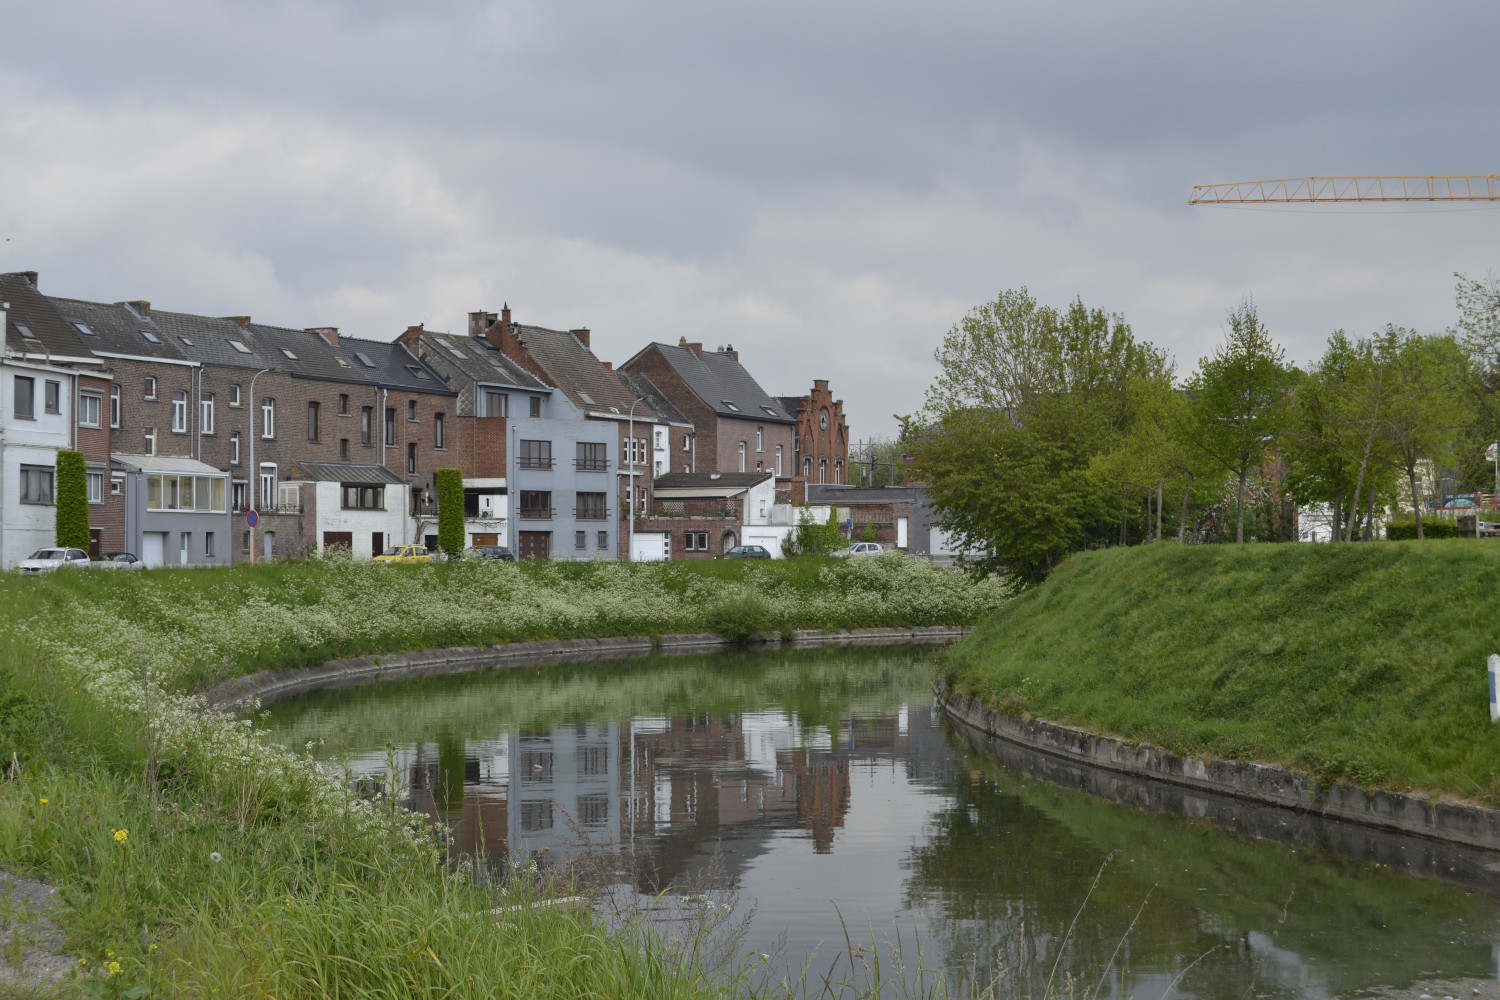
[1189,174,1500,204]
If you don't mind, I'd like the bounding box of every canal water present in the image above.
[266,646,1500,999]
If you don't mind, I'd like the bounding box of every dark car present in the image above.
[468,545,516,562]
[724,545,772,559]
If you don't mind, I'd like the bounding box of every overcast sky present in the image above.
[4,1,1499,437]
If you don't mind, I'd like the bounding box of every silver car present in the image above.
[832,542,885,557]
[96,552,144,570]
[17,548,91,573]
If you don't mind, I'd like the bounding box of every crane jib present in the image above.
[1189,174,1500,204]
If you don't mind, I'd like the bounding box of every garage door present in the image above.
[322,531,354,553]
[518,531,550,561]
[141,532,166,568]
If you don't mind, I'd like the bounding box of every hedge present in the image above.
[54,450,90,549]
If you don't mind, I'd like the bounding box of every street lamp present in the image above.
[246,367,274,565]
[627,396,646,562]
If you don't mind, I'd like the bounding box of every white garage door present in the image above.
[141,531,166,568]
[631,532,671,562]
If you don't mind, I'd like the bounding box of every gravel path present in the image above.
[0,870,76,989]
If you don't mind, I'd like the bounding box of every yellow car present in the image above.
[373,544,431,564]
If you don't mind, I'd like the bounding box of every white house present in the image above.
[294,461,409,560]
[0,333,79,567]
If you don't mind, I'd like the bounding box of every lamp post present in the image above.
[246,368,274,565]
[627,396,645,562]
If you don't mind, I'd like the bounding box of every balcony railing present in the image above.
[574,507,610,521]
[519,507,556,520]
[234,501,304,515]
[517,457,555,470]
[574,458,609,471]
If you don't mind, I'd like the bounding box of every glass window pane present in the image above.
[147,475,161,509]
[211,478,226,512]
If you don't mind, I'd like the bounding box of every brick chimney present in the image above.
[571,328,591,349]
[126,300,151,316]
[678,336,703,359]
[396,323,424,352]
[306,326,339,346]
[720,343,738,362]
[467,311,497,338]
[602,360,613,371]
[223,316,251,330]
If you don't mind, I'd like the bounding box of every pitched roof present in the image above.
[246,323,366,383]
[45,296,191,362]
[0,272,95,361]
[616,371,692,427]
[651,471,774,499]
[111,454,227,475]
[807,484,926,504]
[333,337,455,395]
[294,461,404,484]
[510,324,658,420]
[417,331,549,391]
[629,343,794,423]
[776,396,805,419]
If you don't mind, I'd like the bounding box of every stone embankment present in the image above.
[937,678,1500,852]
[202,626,973,710]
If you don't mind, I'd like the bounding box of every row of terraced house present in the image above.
[0,270,946,567]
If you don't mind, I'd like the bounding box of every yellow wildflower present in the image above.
[106,960,122,976]
[38,798,48,805]
[113,828,128,843]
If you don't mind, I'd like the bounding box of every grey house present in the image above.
[113,454,233,567]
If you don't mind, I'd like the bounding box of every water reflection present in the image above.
[267,647,1500,999]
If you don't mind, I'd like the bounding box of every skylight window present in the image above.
[228,340,252,354]
[447,346,468,358]
[405,365,431,381]
[139,329,161,344]
[179,336,194,346]
[281,348,298,360]
[722,401,740,412]
[578,392,595,404]
[334,356,351,368]
[72,321,95,336]
[762,406,779,416]
[13,323,32,339]
[354,351,376,368]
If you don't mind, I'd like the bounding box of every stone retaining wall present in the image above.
[936,678,1500,852]
[199,626,973,711]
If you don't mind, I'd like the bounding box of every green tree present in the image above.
[1385,330,1472,539]
[784,506,845,556]
[434,468,465,557]
[54,450,89,550]
[1183,299,1295,544]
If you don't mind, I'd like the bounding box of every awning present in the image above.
[111,454,227,476]
[295,462,405,485]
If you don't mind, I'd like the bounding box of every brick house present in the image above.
[777,379,849,485]
[628,472,777,560]
[620,339,795,478]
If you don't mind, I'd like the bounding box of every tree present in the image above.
[1183,299,1294,544]
[54,450,89,550]
[784,506,845,557]
[904,289,1171,582]
[434,468,465,557]
[1384,330,1472,539]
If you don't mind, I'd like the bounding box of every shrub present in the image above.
[861,523,877,543]
[1386,518,1460,540]
[54,449,90,549]
[785,506,846,557]
[435,467,465,556]
[702,591,777,641]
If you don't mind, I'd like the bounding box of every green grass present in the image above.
[940,540,1500,803]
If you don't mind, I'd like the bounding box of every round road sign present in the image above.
[246,509,259,527]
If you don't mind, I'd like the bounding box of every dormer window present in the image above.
[228,340,252,354]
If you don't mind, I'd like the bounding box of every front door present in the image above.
[88,529,102,560]
[519,531,550,561]
[263,530,275,562]
[371,532,384,558]
[323,531,353,554]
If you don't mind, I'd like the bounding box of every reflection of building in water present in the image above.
[345,707,922,882]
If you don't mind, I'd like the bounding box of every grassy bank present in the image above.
[0,555,1005,997]
[940,540,1500,804]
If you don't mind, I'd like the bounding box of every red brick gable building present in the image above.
[777,379,848,485]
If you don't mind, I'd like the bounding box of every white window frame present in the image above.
[200,393,214,434]
[144,426,157,456]
[775,444,783,476]
[738,442,746,473]
[86,471,104,503]
[229,384,241,407]
[171,390,188,433]
[229,431,240,465]
[261,398,275,439]
[756,427,763,452]
[19,465,54,505]
[143,376,157,400]
[79,392,102,428]
[259,463,277,508]
[110,385,120,428]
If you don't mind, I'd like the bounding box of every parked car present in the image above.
[832,542,885,558]
[468,545,516,561]
[18,548,91,573]
[373,544,431,564]
[724,545,772,559]
[95,552,143,569]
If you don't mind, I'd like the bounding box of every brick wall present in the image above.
[619,346,719,472]
[714,416,792,476]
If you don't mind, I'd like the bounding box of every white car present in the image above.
[833,542,885,557]
[96,552,143,570]
[18,548,91,573]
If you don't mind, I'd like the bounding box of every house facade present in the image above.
[112,454,233,567]
[777,379,849,485]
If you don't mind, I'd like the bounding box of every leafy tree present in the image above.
[434,468,465,557]
[1384,330,1472,539]
[54,450,89,550]
[1183,299,1294,544]
[904,288,1170,582]
[784,506,845,557]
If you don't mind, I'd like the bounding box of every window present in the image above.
[655,429,663,449]
[354,351,376,368]
[230,432,240,465]
[434,412,445,449]
[575,492,607,520]
[39,380,58,415]
[684,531,708,551]
[722,401,740,413]
[341,485,385,509]
[519,491,552,518]
[71,321,94,336]
[385,408,396,446]
[79,392,101,428]
[407,400,417,422]
[518,440,553,469]
[835,459,843,483]
[111,477,124,497]
[86,472,103,503]
[338,393,349,415]
[144,427,156,456]
[819,458,827,484]
[406,443,416,474]
[139,328,161,344]
[200,393,214,434]
[12,376,33,419]
[228,340,252,354]
[775,444,783,476]
[232,481,247,511]
[307,401,320,441]
[484,390,507,417]
[756,427,763,452]
[261,398,275,439]
[144,377,156,400]
[405,365,430,381]
[598,531,609,550]
[146,474,227,512]
[576,442,608,470]
[575,530,586,550]
[738,442,746,473]
[361,407,372,445]
[205,532,215,557]
[18,464,54,505]
[229,384,241,407]
[339,438,349,460]
[529,396,541,418]
[804,457,812,477]
[171,390,187,432]
[110,385,120,427]
[259,465,277,508]
[280,348,298,360]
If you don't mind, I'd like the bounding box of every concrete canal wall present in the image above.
[200,626,974,711]
[937,677,1500,853]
